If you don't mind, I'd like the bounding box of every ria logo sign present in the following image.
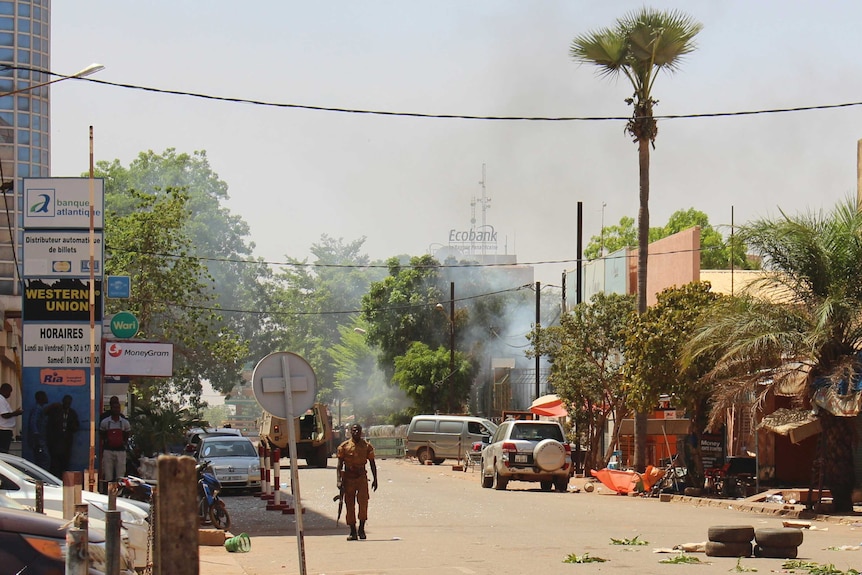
[27,190,54,217]
[108,343,123,358]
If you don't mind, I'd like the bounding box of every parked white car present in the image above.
[0,453,150,514]
[480,419,571,492]
[0,457,149,569]
[194,434,261,491]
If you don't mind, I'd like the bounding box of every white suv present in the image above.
[480,420,570,492]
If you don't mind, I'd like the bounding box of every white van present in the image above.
[405,415,497,464]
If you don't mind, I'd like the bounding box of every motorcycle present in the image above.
[117,475,154,504]
[197,459,231,531]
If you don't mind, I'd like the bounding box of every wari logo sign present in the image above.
[103,341,173,377]
[110,311,139,339]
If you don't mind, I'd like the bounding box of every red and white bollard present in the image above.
[260,443,273,500]
[267,448,288,511]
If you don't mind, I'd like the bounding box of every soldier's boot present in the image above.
[347,525,358,541]
[358,521,366,540]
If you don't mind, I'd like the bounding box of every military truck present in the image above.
[259,403,334,468]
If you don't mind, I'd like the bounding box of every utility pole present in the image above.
[448,282,455,413]
[535,281,541,399]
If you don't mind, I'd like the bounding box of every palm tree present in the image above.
[570,8,702,471]
[685,199,862,512]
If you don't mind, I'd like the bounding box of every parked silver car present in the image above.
[195,435,261,491]
[480,419,570,492]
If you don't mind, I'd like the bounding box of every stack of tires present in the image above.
[706,525,754,558]
[753,528,803,559]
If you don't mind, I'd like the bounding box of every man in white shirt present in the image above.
[0,383,23,453]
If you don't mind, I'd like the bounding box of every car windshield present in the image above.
[201,440,256,458]
[0,457,59,485]
[511,424,564,442]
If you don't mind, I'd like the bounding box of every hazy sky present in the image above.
[49,1,862,286]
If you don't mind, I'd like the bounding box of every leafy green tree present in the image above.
[571,8,702,471]
[361,255,449,380]
[624,282,723,486]
[533,292,636,472]
[328,321,411,425]
[131,400,203,457]
[96,148,265,395]
[105,188,247,408]
[584,209,757,270]
[392,342,473,414]
[684,199,862,511]
[269,235,386,404]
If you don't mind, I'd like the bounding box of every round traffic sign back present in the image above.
[110,311,139,338]
[251,351,317,418]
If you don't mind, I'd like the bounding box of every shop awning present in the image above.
[529,394,568,418]
[758,408,821,444]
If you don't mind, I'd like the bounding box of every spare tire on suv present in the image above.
[533,439,566,472]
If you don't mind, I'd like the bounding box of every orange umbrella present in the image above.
[529,394,567,418]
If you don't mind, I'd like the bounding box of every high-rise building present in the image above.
[0,0,50,297]
[0,1,49,450]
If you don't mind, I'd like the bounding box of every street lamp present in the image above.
[0,62,104,97]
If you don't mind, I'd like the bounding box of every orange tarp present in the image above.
[590,468,642,495]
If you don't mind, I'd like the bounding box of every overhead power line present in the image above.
[14,65,862,122]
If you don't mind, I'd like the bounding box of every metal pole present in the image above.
[535,281,541,399]
[448,282,455,414]
[105,509,121,575]
[88,126,97,493]
[281,355,307,575]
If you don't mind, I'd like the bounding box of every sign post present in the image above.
[252,352,316,575]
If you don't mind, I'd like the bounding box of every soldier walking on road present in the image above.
[336,423,378,541]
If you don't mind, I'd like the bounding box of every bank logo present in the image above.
[27,189,55,217]
[52,261,71,273]
[108,343,123,357]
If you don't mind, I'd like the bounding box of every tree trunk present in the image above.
[633,136,651,473]
[819,412,855,512]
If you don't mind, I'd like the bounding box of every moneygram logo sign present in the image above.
[103,341,174,377]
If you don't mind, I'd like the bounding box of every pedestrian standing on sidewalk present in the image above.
[27,390,50,469]
[336,423,378,541]
[0,383,23,453]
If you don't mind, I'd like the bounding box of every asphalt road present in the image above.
[199,458,862,575]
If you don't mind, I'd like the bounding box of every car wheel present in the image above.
[494,467,508,491]
[540,481,552,492]
[533,439,566,472]
[433,458,445,465]
[554,477,569,492]
[417,447,435,465]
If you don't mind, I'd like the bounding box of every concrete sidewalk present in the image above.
[199,544,246,575]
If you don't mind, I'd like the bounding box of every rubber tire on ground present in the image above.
[554,477,569,493]
[705,541,752,558]
[754,528,804,548]
[532,439,566,472]
[494,467,508,490]
[707,525,755,543]
[540,481,552,491]
[417,447,435,465]
[433,458,445,465]
[754,545,798,559]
